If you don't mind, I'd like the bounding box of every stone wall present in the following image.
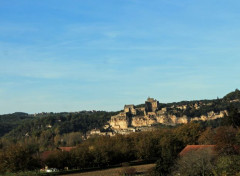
[108,98,228,130]
[191,110,227,122]
[109,112,130,129]
[124,105,137,115]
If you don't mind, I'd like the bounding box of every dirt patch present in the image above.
[59,163,155,176]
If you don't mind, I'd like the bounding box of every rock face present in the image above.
[190,110,228,122]
[109,98,227,130]
[110,112,130,129]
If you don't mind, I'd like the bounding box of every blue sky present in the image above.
[0,0,240,114]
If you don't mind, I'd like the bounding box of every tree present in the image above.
[172,148,215,176]
[155,154,174,176]
[198,127,215,145]
[153,131,183,176]
[71,145,93,169]
[174,122,202,145]
[213,155,240,175]
[134,132,159,160]
[45,151,71,169]
[0,144,41,173]
[222,106,240,128]
[214,126,238,155]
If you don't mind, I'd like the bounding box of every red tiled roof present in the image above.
[58,147,76,152]
[40,147,76,161]
[179,145,215,156]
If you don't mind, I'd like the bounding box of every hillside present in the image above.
[0,111,117,150]
[109,90,240,132]
[0,112,35,137]
[0,89,240,150]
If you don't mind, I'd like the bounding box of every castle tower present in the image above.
[124,105,137,115]
[145,97,159,112]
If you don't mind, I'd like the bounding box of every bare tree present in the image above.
[172,148,215,176]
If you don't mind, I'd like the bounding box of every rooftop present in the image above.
[179,145,215,156]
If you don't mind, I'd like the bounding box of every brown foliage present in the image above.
[214,126,239,155]
[174,122,202,145]
[0,144,41,173]
[198,127,215,145]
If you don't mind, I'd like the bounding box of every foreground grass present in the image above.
[59,164,155,176]
[0,163,155,176]
[0,171,41,176]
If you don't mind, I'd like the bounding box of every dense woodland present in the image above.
[0,111,117,150]
[1,89,240,175]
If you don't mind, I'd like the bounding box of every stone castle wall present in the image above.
[109,98,227,130]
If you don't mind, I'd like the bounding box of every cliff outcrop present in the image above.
[109,98,228,130]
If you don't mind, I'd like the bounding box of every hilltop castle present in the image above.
[109,97,179,129]
[109,97,227,130]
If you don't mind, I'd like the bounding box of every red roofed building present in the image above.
[179,145,216,156]
[57,146,76,152]
[40,147,76,161]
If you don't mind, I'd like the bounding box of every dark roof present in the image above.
[179,145,215,156]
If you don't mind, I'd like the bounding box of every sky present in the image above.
[0,0,240,114]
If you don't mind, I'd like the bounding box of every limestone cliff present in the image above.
[109,112,129,129]
[191,110,227,122]
[109,98,228,130]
